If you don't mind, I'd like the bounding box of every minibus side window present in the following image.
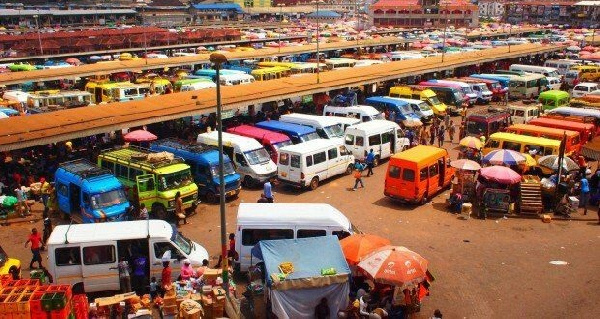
[503,141,521,152]
[55,247,81,266]
[83,245,115,265]
[241,229,294,246]
[420,168,428,181]
[297,229,327,238]
[279,153,290,165]
[388,166,401,179]
[57,183,68,197]
[355,136,364,146]
[328,148,338,160]
[154,242,184,260]
[382,132,392,144]
[313,152,326,164]
[332,230,351,240]
[100,160,114,172]
[306,155,313,167]
[291,155,301,168]
[487,140,500,148]
[402,168,415,182]
[543,147,554,156]
[345,134,354,146]
[525,145,543,155]
[429,163,439,177]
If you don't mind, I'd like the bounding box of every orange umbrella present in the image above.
[357,246,428,288]
[340,234,390,265]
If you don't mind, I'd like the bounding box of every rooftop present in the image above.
[306,10,341,18]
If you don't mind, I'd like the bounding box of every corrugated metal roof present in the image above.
[0,8,136,16]
[192,3,243,13]
[0,43,564,151]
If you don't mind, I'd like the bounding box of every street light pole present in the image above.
[508,23,512,53]
[33,14,43,56]
[210,52,230,295]
[278,4,285,53]
[441,2,449,63]
[315,0,321,84]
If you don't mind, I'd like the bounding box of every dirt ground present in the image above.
[3,105,600,319]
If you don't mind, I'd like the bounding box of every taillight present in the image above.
[301,172,305,180]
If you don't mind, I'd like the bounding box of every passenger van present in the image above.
[509,64,560,78]
[544,59,580,76]
[425,80,478,105]
[197,131,277,187]
[344,120,409,165]
[483,133,561,157]
[470,74,511,89]
[150,139,241,203]
[364,96,424,127]
[235,203,356,271]
[529,117,596,143]
[55,160,130,223]
[323,105,385,122]
[509,74,549,99]
[390,97,434,122]
[279,113,345,139]
[570,65,600,82]
[450,79,492,104]
[277,139,355,190]
[507,105,540,124]
[506,124,581,154]
[465,110,510,138]
[538,90,570,110]
[384,145,454,204]
[227,125,292,163]
[255,120,320,144]
[173,78,216,92]
[458,77,507,101]
[97,146,199,220]
[388,86,447,116]
[47,220,209,292]
[84,81,150,104]
[417,84,466,114]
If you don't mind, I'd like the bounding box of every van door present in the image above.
[327,147,344,175]
[150,240,185,282]
[428,161,440,195]
[56,182,71,215]
[80,243,120,291]
[375,132,391,159]
[136,174,156,208]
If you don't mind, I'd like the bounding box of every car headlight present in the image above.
[168,200,175,207]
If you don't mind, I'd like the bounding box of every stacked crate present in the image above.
[0,279,39,319]
[0,280,74,319]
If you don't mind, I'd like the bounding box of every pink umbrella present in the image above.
[479,166,521,185]
[123,130,157,142]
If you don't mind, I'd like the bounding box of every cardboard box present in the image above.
[212,288,225,297]
[203,269,222,282]
[163,296,177,307]
[162,304,178,315]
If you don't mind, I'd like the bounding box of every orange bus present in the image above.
[506,124,581,154]
[528,117,595,144]
[384,145,454,204]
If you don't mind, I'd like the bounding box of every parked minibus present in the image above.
[547,106,600,123]
[251,66,291,81]
[235,203,356,271]
[425,80,478,105]
[55,160,130,223]
[344,120,409,165]
[415,85,465,115]
[27,90,92,110]
[227,125,292,163]
[364,96,424,127]
[173,78,216,92]
[565,69,580,87]
[388,86,447,116]
[324,58,357,69]
[507,105,540,124]
[384,145,454,204]
[506,124,580,154]
[509,64,560,78]
[150,139,241,203]
[328,116,361,131]
[192,69,255,86]
[529,117,596,143]
[47,220,209,292]
[255,120,320,144]
[449,79,492,104]
[509,73,549,99]
[97,146,199,220]
[469,74,511,89]
[197,131,277,187]
[323,105,385,122]
[279,113,345,139]
[458,77,506,100]
[465,110,510,138]
[544,59,580,75]
[483,133,561,157]
[570,65,600,82]
[277,139,355,190]
[539,90,570,110]
[85,81,150,104]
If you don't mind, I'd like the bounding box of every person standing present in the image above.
[132,255,147,295]
[315,297,331,319]
[117,257,132,293]
[437,125,445,148]
[15,186,29,217]
[41,214,52,251]
[448,120,455,143]
[444,113,450,128]
[459,121,466,140]
[40,178,51,211]
[174,192,187,226]
[365,149,375,177]
[429,124,436,145]
[25,228,43,269]
[161,260,172,296]
[263,177,274,203]
[180,259,194,281]
[580,175,590,215]
[352,160,365,191]
[138,203,149,220]
[421,127,430,145]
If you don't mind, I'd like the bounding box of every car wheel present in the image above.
[345,164,353,175]
[309,177,319,190]
[243,175,255,188]
[419,194,428,205]
[205,191,217,203]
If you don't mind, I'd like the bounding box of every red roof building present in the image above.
[369,0,479,28]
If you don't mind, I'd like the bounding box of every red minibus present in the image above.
[227,125,293,163]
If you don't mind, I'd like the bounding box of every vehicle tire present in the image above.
[345,164,353,175]
[373,156,380,167]
[419,194,428,205]
[309,177,319,190]
[152,204,168,220]
[205,191,217,203]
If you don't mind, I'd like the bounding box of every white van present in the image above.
[544,59,579,76]
[467,82,493,104]
[197,131,277,187]
[279,113,345,139]
[546,77,562,90]
[47,220,209,293]
[323,105,385,122]
[509,64,561,79]
[235,203,356,271]
[507,105,540,124]
[179,81,216,92]
[388,97,434,123]
[432,80,478,105]
[277,138,355,190]
[344,120,409,165]
[220,73,255,86]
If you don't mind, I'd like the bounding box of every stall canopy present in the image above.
[252,236,350,319]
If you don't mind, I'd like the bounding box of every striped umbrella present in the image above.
[537,155,579,172]
[459,136,483,149]
[357,246,428,288]
[450,159,481,171]
[482,149,526,166]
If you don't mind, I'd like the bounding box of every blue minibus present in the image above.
[255,120,321,144]
[364,96,424,127]
[469,74,512,89]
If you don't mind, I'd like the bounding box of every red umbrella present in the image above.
[123,130,157,142]
[340,234,391,265]
[479,166,521,185]
[357,246,428,288]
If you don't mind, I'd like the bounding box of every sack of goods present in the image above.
[147,151,174,163]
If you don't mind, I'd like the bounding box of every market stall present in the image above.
[449,159,481,202]
[478,166,522,218]
[252,236,351,319]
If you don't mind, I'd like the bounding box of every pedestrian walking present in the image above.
[459,121,466,139]
[580,175,590,215]
[365,149,375,177]
[174,192,187,226]
[421,127,430,145]
[15,186,30,217]
[25,228,43,269]
[41,214,52,251]
[448,120,456,143]
[263,177,275,203]
[352,160,365,191]
[40,178,51,211]
[437,125,445,148]
[444,113,450,128]
[117,257,132,293]
[429,124,436,145]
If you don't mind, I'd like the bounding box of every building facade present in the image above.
[504,1,599,27]
[370,0,479,28]
[479,0,505,17]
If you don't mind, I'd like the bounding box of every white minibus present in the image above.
[431,80,478,105]
[507,105,540,124]
[277,138,355,190]
[279,113,345,139]
[323,105,385,122]
[220,73,255,86]
[387,97,434,123]
[509,64,561,79]
[47,220,209,293]
[197,131,277,187]
[543,59,579,75]
[344,120,409,165]
[235,203,357,271]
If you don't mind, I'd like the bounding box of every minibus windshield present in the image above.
[467,121,487,135]
[158,169,193,191]
[172,229,193,255]
[210,162,236,177]
[300,132,321,142]
[91,189,128,209]
[272,140,293,152]
[244,148,271,165]
[428,96,441,105]
[324,124,344,138]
